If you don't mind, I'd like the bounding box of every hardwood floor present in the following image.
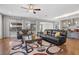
[63,39,79,55]
[2,39,10,55]
[0,38,79,55]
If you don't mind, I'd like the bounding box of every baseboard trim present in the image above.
[1,37,11,39]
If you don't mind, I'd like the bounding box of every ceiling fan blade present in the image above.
[33,11,36,14]
[21,7,28,9]
[34,9,41,11]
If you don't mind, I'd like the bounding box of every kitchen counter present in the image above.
[67,32,79,39]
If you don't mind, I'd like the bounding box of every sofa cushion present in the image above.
[55,32,61,37]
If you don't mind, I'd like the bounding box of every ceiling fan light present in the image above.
[29,10,33,12]
[27,4,35,9]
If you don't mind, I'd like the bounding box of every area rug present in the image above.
[46,46,61,55]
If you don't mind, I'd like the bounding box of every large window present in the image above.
[40,22,53,32]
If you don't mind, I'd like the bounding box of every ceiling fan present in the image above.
[21,4,41,14]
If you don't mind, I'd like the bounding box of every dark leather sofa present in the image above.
[37,29,67,46]
[39,34,66,46]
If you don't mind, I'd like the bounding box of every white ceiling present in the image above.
[0,4,79,21]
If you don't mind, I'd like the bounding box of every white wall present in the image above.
[3,16,11,37]
[3,15,37,38]
[0,14,2,39]
[3,15,54,38]
[3,16,23,38]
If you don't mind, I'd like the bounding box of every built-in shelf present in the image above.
[9,22,22,31]
[61,18,79,29]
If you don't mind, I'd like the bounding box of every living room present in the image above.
[0,4,79,55]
